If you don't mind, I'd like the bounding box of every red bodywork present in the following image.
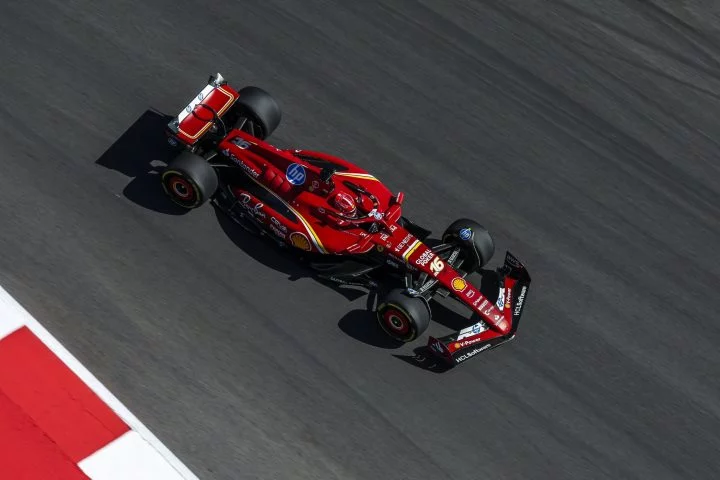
[211,129,511,341]
[168,80,525,358]
[175,83,239,145]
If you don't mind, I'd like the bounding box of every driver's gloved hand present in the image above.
[320,166,337,183]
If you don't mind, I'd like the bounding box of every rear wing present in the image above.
[166,73,239,147]
[427,251,531,367]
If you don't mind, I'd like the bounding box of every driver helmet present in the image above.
[332,191,357,217]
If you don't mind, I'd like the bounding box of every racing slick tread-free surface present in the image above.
[1,1,720,479]
[234,86,283,140]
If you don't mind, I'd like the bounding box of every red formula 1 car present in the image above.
[161,73,531,367]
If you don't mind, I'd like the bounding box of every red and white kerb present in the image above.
[0,286,198,479]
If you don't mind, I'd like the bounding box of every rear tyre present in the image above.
[376,289,431,343]
[234,86,282,140]
[442,219,495,272]
[161,152,218,209]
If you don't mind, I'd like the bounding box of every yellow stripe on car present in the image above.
[402,239,422,261]
[334,172,378,181]
[245,174,328,253]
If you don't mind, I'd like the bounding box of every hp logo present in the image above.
[286,163,307,186]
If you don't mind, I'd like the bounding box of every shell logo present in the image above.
[289,232,312,251]
[451,277,467,292]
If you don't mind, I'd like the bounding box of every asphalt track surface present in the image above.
[1,1,720,479]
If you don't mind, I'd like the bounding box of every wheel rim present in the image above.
[163,171,199,207]
[381,307,411,336]
[170,177,193,200]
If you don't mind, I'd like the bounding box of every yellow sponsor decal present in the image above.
[402,240,422,261]
[289,232,312,251]
[451,277,467,292]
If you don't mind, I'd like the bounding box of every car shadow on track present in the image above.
[338,310,406,349]
[212,203,372,303]
[337,291,407,350]
[95,109,187,215]
[212,204,308,276]
[391,300,467,374]
[393,347,454,373]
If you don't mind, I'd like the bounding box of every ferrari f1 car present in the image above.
[161,73,531,367]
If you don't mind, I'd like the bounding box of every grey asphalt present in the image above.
[1,0,719,479]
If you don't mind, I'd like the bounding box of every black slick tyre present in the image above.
[442,219,495,272]
[234,86,282,140]
[161,152,218,209]
[376,289,431,342]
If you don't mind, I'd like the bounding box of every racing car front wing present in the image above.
[427,251,531,367]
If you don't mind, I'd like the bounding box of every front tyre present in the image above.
[442,218,495,272]
[161,152,218,209]
[376,289,431,342]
